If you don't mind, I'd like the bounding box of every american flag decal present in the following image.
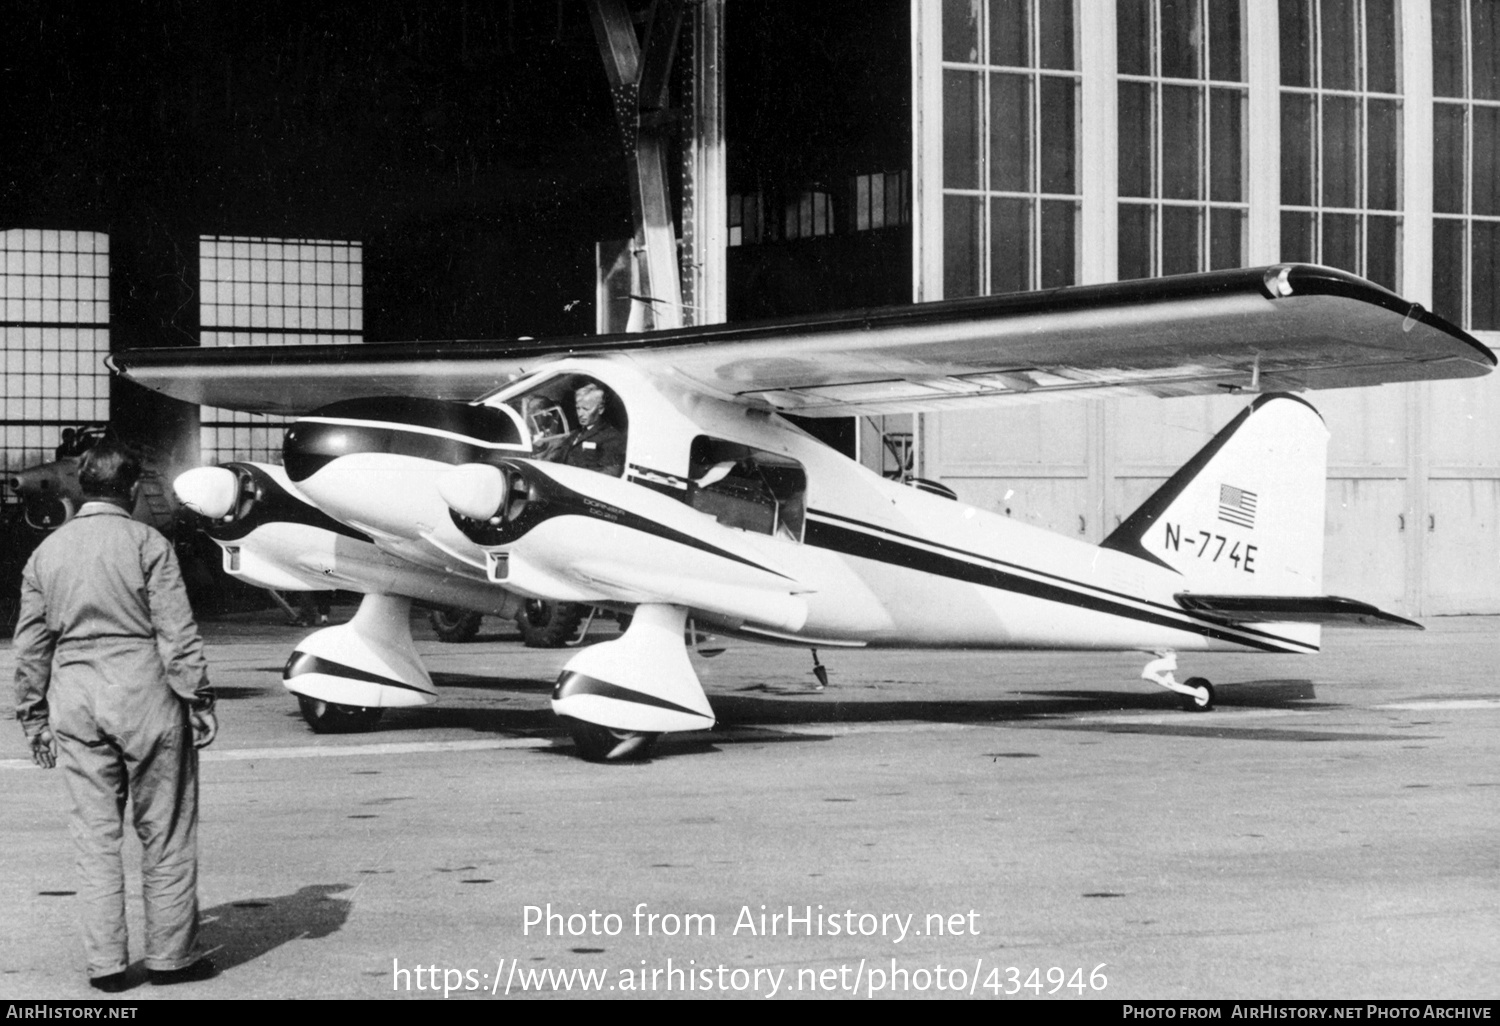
[1219,484,1257,529]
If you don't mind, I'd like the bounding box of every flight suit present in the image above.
[13,502,214,979]
[557,421,626,477]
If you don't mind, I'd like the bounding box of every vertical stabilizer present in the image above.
[1101,394,1329,597]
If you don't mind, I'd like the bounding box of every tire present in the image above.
[1181,676,1216,712]
[569,721,658,762]
[429,606,483,643]
[297,695,384,734]
[517,600,586,648]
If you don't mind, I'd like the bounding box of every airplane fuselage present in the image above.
[279,356,1316,658]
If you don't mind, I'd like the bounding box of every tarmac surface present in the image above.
[1,606,1497,1001]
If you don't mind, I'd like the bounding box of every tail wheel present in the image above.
[428,606,483,643]
[297,695,384,733]
[1181,677,1215,712]
[569,721,658,762]
[517,600,585,648]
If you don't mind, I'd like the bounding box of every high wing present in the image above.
[109,264,1495,417]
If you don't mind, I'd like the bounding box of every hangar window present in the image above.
[0,229,111,482]
[854,171,911,231]
[1116,0,1249,280]
[728,193,765,246]
[942,0,1082,297]
[1278,0,1401,291]
[197,235,363,465]
[1432,0,1500,330]
[687,437,806,541]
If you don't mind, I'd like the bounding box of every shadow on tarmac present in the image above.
[264,676,1340,740]
[704,678,1331,727]
[199,883,353,971]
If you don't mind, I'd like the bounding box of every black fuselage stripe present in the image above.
[802,516,1310,653]
[805,507,1316,651]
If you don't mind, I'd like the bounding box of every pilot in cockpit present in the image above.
[526,382,626,478]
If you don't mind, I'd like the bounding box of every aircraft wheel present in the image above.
[429,606,482,643]
[297,695,384,734]
[1181,677,1215,712]
[570,722,658,762]
[517,600,585,648]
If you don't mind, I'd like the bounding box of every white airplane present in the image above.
[112,264,1495,760]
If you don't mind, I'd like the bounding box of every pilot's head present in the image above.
[78,440,142,506]
[574,383,607,429]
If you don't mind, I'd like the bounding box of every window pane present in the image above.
[1279,0,1313,87]
[1040,199,1077,287]
[1476,0,1500,101]
[1208,0,1243,82]
[1432,217,1465,323]
[1039,76,1076,194]
[1119,203,1155,280]
[1162,85,1201,200]
[943,0,981,62]
[943,70,982,189]
[1162,205,1201,274]
[1431,0,1465,97]
[1322,95,1360,208]
[1281,210,1316,262]
[1319,0,1357,90]
[1365,0,1397,94]
[1119,81,1154,197]
[1475,105,1500,217]
[991,196,1032,294]
[944,195,983,298]
[1473,221,1500,329]
[1323,212,1360,272]
[1210,88,1243,202]
[1367,99,1399,210]
[1161,0,1201,80]
[1365,214,1398,290]
[1281,92,1314,206]
[990,0,1029,66]
[990,72,1032,191]
[1433,103,1467,214]
[1039,0,1075,70]
[1118,0,1151,76]
[1210,207,1244,269]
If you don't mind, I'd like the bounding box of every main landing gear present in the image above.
[1141,652,1216,712]
[285,593,437,734]
[553,603,716,763]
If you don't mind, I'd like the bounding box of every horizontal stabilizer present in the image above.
[1174,593,1422,630]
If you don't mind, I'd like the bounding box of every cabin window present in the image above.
[687,436,807,540]
[498,374,628,478]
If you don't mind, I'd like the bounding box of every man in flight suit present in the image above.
[554,382,626,477]
[13,441,218,991]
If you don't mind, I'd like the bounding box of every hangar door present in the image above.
[925,378,1500,617]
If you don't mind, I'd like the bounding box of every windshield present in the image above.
[486,374,629,477]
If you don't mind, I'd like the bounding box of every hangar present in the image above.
[2,0,1497,624]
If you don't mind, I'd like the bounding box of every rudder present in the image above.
[1101,394,1329,597]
